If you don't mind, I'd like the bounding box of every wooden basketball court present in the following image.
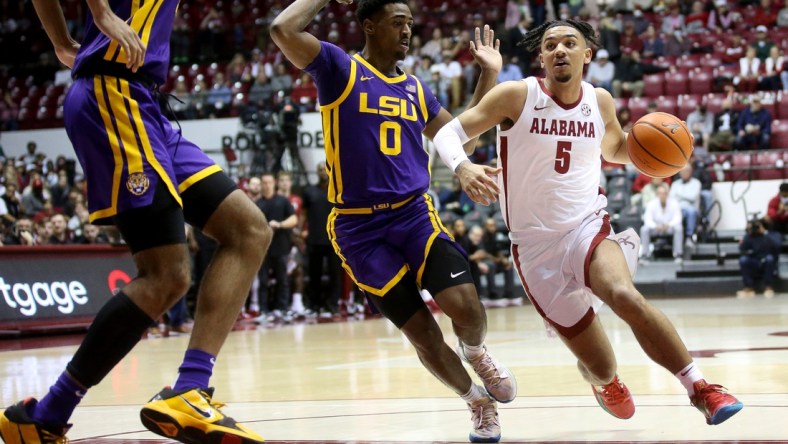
[1,295,786,443]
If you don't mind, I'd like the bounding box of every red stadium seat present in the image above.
[655,95,678,116]
[754,150,787,180]
[676,54,699,70]
[643,73,665,97]
[677,94,702,118]
[628,96,650,121]
[688,68,713,95]
[664,70,689,96]
[771,120,788,149]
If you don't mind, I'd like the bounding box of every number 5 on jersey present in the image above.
[554,141,572,174]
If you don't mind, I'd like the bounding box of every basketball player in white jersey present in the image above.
[435,20,743,425]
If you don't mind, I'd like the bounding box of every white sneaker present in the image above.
[458,343,517,403]
[467,396,501,443]
[290,294,305,314]
[763,288,775,299]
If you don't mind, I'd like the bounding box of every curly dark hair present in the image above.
[355,0,408,24]
[518,20,600,53]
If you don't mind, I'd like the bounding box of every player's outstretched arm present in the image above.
[271,0,344,69]
[31,0,80,68]
[431,81,526,205]
[86,0,146,72]
[596,87,630,165]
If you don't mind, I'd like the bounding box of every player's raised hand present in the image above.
[469,24,501,73]
[92,9,146,72]
[456,161,502,206]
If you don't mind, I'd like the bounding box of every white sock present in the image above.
[461,342,486,359]
[292,293,303,309]
[675,362,704,395]
[460,383,486,404]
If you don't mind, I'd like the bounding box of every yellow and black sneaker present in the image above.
[140,387,264,444]
[0,398,70,444]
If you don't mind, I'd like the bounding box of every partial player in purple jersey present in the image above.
[0,2,271,444]
[272,0,516,442]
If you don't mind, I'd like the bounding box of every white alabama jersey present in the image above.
[497,77,607,240]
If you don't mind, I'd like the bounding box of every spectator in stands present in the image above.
[735,95,772,150]
[708,98,739,151]
[617,106,634,132]
[255,172,297,323]
[439,175,475,216]
[1,183,21,227]
[498,54,524,83]
[778,2,788,27]
[765,182,788,235]
[205,72,233,117]
[421,28,444,63]
[631,174,670,207]
[226,53,252,84]
[620,21,644,55]
[661,4,686,35]
[612,49,667,98]
[302,162,341,317]
[640,183,684,262]
[752,25,775,61]
[33,218,51,245]
[481,217,516,306]
[20,141,41,170]
[434,48,464,110]
[685,0,709,33]
[640,24,665,59]
[708,0,740,32]
[690,153,715,218]
[170,77,197,120]
[753,0,779,27]
[76,222,109,245]
[722,33,746,66]
[663,30,692,57]
[48,213,72,245]
[248,70,275,110]
[21,177,48,216]
[737,218,780,299]
[271,62,294,95]
[197,4,227,62]
[3,217,34,246]
[760,46,785,91]
[598,9,621,61]
[686,104,715,151]
[585,49,614,92]
[49,169,71,209]
[171,7,190,64]
[505,16,533,75]
[464,224,490,301]
[670,164,702,246]
[290,73,318,110]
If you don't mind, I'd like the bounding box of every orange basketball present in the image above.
[626,112,694,178]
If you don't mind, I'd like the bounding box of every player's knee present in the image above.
[607,286,647,319]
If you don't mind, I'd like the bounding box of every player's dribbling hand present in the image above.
[93,10,147,72]
[469,24,501,73]
[456,161,502,206]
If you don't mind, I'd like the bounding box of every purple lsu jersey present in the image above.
[303,42,442,208]
[72,0,177,85]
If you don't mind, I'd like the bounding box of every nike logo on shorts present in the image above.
[450,270,467,278]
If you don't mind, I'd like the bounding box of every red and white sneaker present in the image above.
[591,375,635,419]
[690,380,743,425]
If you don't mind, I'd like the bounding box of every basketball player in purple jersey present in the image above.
[1,1,271,443]
[272,0,515,442]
